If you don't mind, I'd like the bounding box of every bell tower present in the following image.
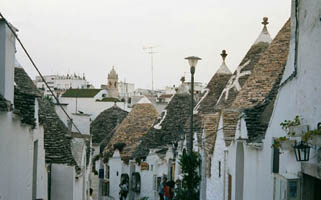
[107,66,119,98]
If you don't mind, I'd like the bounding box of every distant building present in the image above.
[34,73,92,97]
[118,81,135,99]
[106,66,119,98]
[101,67,135,100]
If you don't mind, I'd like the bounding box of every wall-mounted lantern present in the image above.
[293,141,311,161]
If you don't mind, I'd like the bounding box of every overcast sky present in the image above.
[2,0,290,89]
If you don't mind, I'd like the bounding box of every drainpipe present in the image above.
[223,149,227,200]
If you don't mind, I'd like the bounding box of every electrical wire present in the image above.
[0,13,83,134]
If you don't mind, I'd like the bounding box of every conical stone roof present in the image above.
[133,92,192,158]
[90,104,128,144]
[215,18,272,110]
[104,99,158,161]
[194,50,232,114]
[233,19,291,143]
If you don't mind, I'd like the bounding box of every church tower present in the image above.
[107,66,119,98]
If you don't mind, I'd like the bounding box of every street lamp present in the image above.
[185,56,201,154]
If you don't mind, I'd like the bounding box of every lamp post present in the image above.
[185,56,201,154]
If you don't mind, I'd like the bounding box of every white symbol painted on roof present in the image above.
[217,60,251,103]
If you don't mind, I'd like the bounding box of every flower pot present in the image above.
[280,140,295,151]
[310,135,321,147]
[288,125,309,137]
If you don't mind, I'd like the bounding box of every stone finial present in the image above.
[216,50,232,74]
[262,17,269,27]
[221,50,228,61]
[254,17,272,45]
[180,76,185,83]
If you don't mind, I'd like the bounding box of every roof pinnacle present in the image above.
[262,17,269,27]
[216,50,232,74]
[180,76,185,83]
[220,50,228,61]
[253,17,272,45]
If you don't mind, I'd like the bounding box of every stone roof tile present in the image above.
[104,101,158,161]
[239,19,291,143]
[13,67,40,127]
[133,93,192,158]
[90,105,128,144]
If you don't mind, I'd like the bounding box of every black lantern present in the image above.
[293,141,311,161]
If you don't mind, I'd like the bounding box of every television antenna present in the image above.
[143,45,159,91]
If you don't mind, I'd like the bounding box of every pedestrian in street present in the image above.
[167,180,175,200]
[119,180,129,200]
[159,177,167,200]
[89,188,93,200]
[164,182,171,200]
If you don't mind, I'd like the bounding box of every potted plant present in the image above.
[280,116,308,137]
[273,137,294,150]
[302,128,321,146]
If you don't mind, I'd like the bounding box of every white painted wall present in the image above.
[0,110,47,200]
[206,116,227,200]
[108,150,123,200]
[51,164,75,200]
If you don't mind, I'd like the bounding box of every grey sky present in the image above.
[2,0,290,89]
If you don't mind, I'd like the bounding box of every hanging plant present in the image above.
[280,116,302,136]
[301,128,321,146]
[272,136,289,149]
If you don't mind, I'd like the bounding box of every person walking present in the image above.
[119,180,129,200]
[164,181,174,200]
[159,177,167,200]
[89,188,93,200]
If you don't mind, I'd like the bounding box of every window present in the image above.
[272,144,280,173]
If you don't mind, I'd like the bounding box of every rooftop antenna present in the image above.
[143,45,159,91]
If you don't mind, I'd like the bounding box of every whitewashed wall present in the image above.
[206,116,227,200]
[0,107,48,200]
[108,150,123,200]
[51,164,75,200]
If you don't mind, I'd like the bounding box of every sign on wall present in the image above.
[140,162,149,171]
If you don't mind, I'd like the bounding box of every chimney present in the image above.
[0,19,17,103]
